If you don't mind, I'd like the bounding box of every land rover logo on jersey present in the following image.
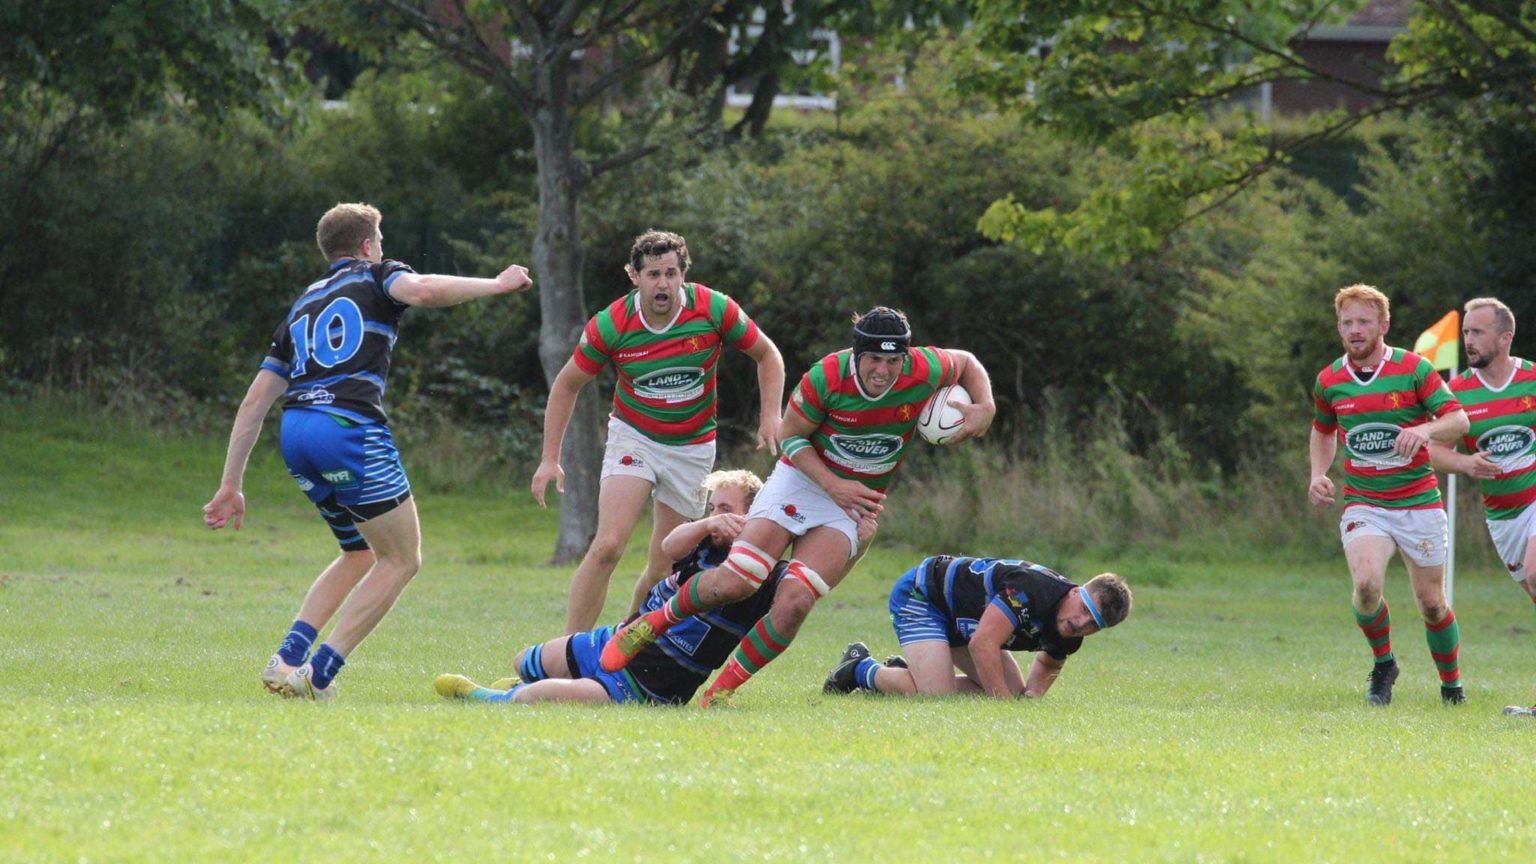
[1344,422,1410,469]
[825,433,903,471]
[1477,425,1536,472]
[633,367,706,402]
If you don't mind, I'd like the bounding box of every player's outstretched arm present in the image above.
[742,335,786,454]
[944,350,997,444]
[203,370,287,531]
[965,605,1017,699]
[661,513,745,560]
[389,264,532,307]
[531,359,598,508]
[1021,652,1065,698]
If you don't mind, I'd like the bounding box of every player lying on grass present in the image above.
[435,471,876,705]
[823,555,1130,699]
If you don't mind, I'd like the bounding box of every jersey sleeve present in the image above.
[572,312,612,375]
[372,260,415,310]
[1311,374,1337,435]
[1415,360,1461,417]
[787,358,833,427]
[261,318,293,379]
[928,347,962,388]
[703,286,761,351]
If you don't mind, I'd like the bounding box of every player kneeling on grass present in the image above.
[824,556,1130,699]
[435,471,876,705]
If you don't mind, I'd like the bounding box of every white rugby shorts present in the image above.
[600,416,714,518]
[1339,505,1448,567]
[1485,506,1536,582]
[747,462,861,558]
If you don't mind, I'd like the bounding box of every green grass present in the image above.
[3,402,1536,862]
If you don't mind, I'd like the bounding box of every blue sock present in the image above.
[518,645,547,682]
[310,643,346,689]
[486,683,525,703]
[277,620,318,667]
[855,657,881,691]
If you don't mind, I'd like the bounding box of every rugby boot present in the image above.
[600,617,659,672]
[434,673,507,702]
[823,642,872,694]
[489,676,521,690]
[283,663,338,702]
[1502,704,1536,717]
[1441,685,1466,706]
[261,654,297,694]
[699,686,735,709]
[1365,659,1399,706]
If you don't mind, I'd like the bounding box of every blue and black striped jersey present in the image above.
[917,555,1082,659]
[260,257,414,425]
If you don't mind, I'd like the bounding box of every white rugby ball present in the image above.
[917,384,972,445]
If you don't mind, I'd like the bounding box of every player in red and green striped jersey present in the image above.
[599,307,997,706]
[1425,298,1536,716]
[532,231,785,634]
[1309,284,1470,707]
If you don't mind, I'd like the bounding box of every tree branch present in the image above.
[571,2,715,107]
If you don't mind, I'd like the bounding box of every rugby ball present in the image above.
[917,384,971,445]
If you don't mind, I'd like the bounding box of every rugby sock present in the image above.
[1425,609,1462,687]
[518,644,548,682]
[649,577,715,631]
[706,617,793,696]
[854,657,881,692]
[309,643,346,690]
[277,620,318,667]
[486,683,526,703]
[1354,600,1394,664]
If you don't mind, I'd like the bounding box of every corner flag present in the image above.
[1414,310,1460,372]
[1416,308,1461,605]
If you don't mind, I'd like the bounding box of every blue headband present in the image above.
[1077,586,1106,628]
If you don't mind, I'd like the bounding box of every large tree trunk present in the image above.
[531,88,602,564]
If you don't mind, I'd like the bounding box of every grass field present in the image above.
[3,403,1535,862]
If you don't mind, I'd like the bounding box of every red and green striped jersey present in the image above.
[1312,347,1461,510]
[1450,360,1536,520]
[784,347,961,491]
[572,283,760,445]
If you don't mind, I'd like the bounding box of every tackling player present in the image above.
[531,230,785,634]
[1309,284,1470,707]
[600,306,997,707]
[203,203,532,700]
[823,555,1130,699]
[1423,299,1536,716]
[435,472,878,705]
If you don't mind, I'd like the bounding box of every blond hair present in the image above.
[316,203,382,261]
[702,469,763,508]
[1465,297,1516,337]
[1334,284,1390,321]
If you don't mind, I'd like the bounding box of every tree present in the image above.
[960,0,1536,262]
[363,0,890,562]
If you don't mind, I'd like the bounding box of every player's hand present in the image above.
[1394,425,1430,459]
[828,478,885,516]
[531,459,564,508]
[709,512,747,544]
[203,485,246,530]
[1464,450,1502,480]
[756,413,781,455]
[1307,474,1336,508]
[945,399,996,445]
[855,511,880,546]
[496,264,533,293]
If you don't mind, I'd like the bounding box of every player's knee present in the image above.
[720,542,774,587]
[585,534,628,568]
[776,560,829,623]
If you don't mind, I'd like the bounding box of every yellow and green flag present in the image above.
[1414,310,1460,373]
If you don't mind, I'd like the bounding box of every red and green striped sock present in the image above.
[1425,609,1461,687]
[1354,600,1394,665]
[645,577,713,633]
[706,616,793,696]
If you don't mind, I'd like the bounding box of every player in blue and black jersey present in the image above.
[824,555,1131,700]
[203,202,532,701]
[434,471,875,705]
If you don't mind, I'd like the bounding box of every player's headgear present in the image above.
[852,307,911,361]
